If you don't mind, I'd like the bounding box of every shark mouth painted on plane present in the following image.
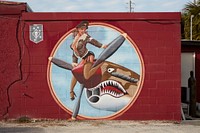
[87,80,127,100]
[85,80,130,112]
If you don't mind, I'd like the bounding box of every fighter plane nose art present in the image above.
[47,22,144,119]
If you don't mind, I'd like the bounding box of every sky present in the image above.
[6,0,193,12]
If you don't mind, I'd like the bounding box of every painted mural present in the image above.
[47,21,144,120]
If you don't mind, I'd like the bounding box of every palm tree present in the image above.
[182,0,200,40]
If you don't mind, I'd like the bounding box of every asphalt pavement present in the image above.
[0,119,200,133]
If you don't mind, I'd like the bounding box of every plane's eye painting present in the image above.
[107,68,115,73]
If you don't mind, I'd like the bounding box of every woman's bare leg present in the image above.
[83,56,102,80]
[70,75,77,100]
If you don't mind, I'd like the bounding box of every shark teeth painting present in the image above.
[87,80,126,98]
[85,80,130,112]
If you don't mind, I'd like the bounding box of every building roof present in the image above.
[182,40,200,46]
[0,1,32,15]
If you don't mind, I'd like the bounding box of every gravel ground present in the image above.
[0,119,200,133]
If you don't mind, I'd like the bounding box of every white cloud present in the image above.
[7,0,192,12]
[134,0,192,12]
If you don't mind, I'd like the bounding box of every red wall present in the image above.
[0,2,29,120]
[0,4,181,121]
[196,52,200,102]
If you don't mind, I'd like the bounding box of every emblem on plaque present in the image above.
[30,24,43,44]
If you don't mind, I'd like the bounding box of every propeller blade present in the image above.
[92,33,127,68]
[48,57,73,70]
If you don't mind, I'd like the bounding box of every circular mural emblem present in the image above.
[47,22,144,119]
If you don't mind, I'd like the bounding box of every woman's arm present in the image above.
[86,35,103,48]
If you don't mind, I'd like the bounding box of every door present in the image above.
[181,52,195,102]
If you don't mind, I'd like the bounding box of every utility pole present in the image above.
[194,0,197,5]
[190,15,194,40]
[127,0,134,12]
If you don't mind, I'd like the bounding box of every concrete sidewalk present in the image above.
[0,120,200,133]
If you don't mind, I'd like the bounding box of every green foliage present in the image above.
[182,0,200,40]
